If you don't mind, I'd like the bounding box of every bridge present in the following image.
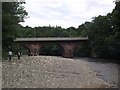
[14,37,88,58]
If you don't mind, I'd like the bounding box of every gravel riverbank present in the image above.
[2,56,119,88]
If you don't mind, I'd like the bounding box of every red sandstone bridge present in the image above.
[14,37,88,58]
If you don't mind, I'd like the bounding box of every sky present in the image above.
[20,0,115,29]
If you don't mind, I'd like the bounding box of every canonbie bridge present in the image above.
[14,37,88,58]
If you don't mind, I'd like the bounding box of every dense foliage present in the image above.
[2,1,120,60]
[2,2,28,58]
[82,1,120,59]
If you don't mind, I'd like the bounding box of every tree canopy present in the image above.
[2,2,28,58]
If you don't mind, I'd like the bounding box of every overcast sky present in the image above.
[20,0,115,28]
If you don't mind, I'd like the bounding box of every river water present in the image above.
[74,57,119,88]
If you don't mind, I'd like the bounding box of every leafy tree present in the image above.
[77,22,91,37]
[66,27,77,37]
[87,15,113,57]
[78,1,120,59]
[2,2,28,58]
[109,1,120,58]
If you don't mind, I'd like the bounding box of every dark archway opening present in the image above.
[19,45,30,56]
[39,43,63,56]
[74,43,90,57]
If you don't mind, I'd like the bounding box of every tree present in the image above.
[66,27,77,37]
[79,1,120,59]
[77,22,91,37]
[109,1,120,58]
[2,2,28,58]
[87,15,113,57]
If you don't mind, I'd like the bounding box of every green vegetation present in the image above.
[2,1,120,60]
[2,2,28,58]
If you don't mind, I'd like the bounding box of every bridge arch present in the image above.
[14,37,88,58]
[17,43,31,56]
[39,43,63,56]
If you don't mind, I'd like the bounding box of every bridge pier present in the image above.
[59,42,77,58]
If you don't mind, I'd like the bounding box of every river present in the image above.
[74,57,119,88]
